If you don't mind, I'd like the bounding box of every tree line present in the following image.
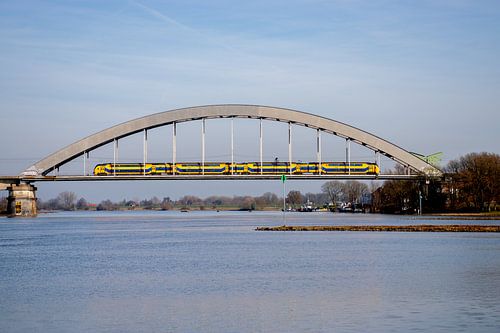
[8,180,371,213]
[30,191,324,212]
[372,152,499,213]
[31,191,284,211]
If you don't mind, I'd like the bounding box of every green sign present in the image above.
[281,174,287,183]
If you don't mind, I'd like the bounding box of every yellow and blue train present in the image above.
[94,161,380,175]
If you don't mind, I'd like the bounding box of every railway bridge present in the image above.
[1,104,441,217]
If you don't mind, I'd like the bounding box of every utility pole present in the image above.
[281,174,287,225]
[419,190,423,215]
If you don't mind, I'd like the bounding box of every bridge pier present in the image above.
[7,184,37,217]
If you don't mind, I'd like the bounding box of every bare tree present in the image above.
[261,192,280,206]
[178,195,203,207]
[286,190,304,208]
[0,196,7,213]
[321,181,345,204]
[57,191,77,210]
[446,152,500,211]
[343,181,369,204]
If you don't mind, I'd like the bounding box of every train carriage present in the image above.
[94,163,153,176]
[94,161,379,176]
[174,163,228,175]
[246,162,297,175]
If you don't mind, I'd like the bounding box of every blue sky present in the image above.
[1,0,499,201]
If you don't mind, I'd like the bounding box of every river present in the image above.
[1,211,499,332]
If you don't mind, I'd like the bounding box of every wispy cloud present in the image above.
[131,0,198,34]
[130,0,240,54]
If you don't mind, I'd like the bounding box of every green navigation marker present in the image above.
[281,174,287,183]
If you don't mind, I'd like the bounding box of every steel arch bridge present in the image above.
[22,104,441,179]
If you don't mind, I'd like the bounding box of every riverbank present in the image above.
[423,212,500,220]
[256,225,500,232]
[419,216,500,220]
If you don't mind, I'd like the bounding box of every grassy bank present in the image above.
[256,225,500,232]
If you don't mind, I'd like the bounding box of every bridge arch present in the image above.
[24,104,441,176]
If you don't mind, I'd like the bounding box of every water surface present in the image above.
[1,211,499,332]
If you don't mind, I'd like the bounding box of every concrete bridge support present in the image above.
[7,184,37,217]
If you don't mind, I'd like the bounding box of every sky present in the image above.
[1,0,499,201]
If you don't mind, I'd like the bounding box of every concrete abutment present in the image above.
[7,184,37,217]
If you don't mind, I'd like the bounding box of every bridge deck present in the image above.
[1,174,425,183]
